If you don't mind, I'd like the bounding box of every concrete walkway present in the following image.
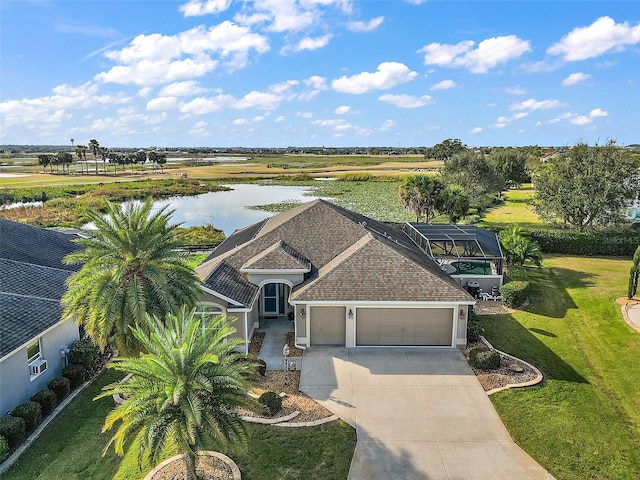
[256,316,292,370]
[300,347,555,480]
[627,303,640,331]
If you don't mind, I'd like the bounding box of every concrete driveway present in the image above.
[300,347,554,480]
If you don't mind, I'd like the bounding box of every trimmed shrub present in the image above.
[501,281,529,308]
[255,358,267,377]
[466,309,484,343]
[10,402,42,432]
[0,435,9,463]
[47,376,71,403]
[68,337,106,377]
[0,417,26,449]
[259,391,283,416]
[527,229,640,257]
[30,389,57,416]
[469,347,501,370]
[505,265,530,282]
[62,364,86,389]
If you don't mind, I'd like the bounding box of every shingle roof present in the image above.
[241,241,311,271]
[196,199,472,306]
[0,219,81,357]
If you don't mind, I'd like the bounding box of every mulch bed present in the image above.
[149,455,234,480]
[248,331,264,357]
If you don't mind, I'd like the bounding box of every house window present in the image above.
[194,305,223,335]
[27,339,48,380]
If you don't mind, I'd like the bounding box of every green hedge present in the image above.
[0,435,9,463]
[527,229,640,256]
[0,417,26,450]
[30,389,57,416]
[62,364,86,389]
[501,281,529,308]
[47,377,71,403]
[10,402,42,433]
[467,309,484,343]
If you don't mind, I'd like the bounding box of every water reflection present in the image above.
[132,184,319,234]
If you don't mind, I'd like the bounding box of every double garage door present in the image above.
[310,306,453,347]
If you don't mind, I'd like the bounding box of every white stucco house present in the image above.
[0,219,81,415]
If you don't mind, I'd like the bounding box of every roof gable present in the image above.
[241,241,311,272]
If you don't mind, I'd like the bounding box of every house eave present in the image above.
[199,285,244,307]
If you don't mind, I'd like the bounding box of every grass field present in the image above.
[480,187,544,229]
[482,256,640,480]
[4,370,356,480]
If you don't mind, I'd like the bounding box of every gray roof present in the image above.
[0,219,81,357]
[196,199,472,307]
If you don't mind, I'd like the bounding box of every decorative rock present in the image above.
[508,363,524,373]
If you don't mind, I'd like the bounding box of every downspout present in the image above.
[290,302,306,350]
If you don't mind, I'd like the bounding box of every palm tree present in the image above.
[62,199,202,355]
[88,139,100,174]
[76,145,87,174]
[399,175,445,222]
[499,225,542,266]
[99,147,109,173]
[97,309,255,480]
[440,185,470,223]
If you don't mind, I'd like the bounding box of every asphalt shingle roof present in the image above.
[0,219,81,357]
[196,199,472,307]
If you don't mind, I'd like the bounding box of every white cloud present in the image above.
[505,86,526,95]
[146,96,179,111]
[242,0,315,33]
[431,79,456,90]
[235,90,281,109]
[159,80,207,96]
[334,105,351,114]
[296,112,313,118]
[275,115,285,122]
[547,16,640,61]
[570,116,591,125]
[347,16,384,33]
[179,95,233,115]
[233,118,249,125]
[332,62,417,94]
[494,122,507,128]
[419,35,531,73]
[188,120,210,136]
[304,75,328,90]
[180,0,231,17]
[378,94,432,108]
[470,127,482,134]
[283,34,332,54]
[312,118,351,131]
[590,108,608,117]
[510,98,563,111]
[138,87,153,97]
[562,72,591,86]
[380,119,396,131]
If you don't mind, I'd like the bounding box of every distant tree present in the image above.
[37,154,52,173]
[88,139,100,174]
[75,145,87,174]
[499,225,542,266]
[70,138,75,147]
[147,151,158,171]
[108,152,120,176]
[487,148,531,188]
[424,138,467,162]
[399,175,445,222]
[439,185,470,223]
[533,141,640,231]
[157,153,167,173]
[98,147,109,173]
[134,150,147,172]
[441,151,503,201]
[629,245,640,299]
[56,151,73,174]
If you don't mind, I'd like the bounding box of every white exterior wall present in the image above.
[0,320,79,416]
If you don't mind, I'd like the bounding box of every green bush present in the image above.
[255,358,267,377]
[500,281,529,308]
[259,391,283,416]
[10,402,42,432]
[47,376,71,403]
[30,389,57,416]
[528,229,640,256]
[0,435,9,463]
[62,364,86,389]
[0,417,26,449]
[68,337,103,376]
[469,347,501,370]
[505,265,530,282]
[466,309,484,343]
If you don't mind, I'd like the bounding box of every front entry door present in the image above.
[263,283,279,315]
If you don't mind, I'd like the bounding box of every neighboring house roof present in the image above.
[195,199,472,307]
[0,219,81,358]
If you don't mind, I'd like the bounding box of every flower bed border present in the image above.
[143,451,241,480]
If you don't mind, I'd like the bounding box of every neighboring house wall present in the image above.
[0,320,78,415]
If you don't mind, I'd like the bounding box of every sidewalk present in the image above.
[256,317,292,370]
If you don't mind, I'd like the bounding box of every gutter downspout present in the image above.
[289,301,306,350]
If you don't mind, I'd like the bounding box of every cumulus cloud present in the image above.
[159,80,207,96]
[188,120,210,136]
[334,105,351,114]
[549,108,608,125]
[180,0,231,17]
[470,127,482,134]
[510,98,563,111]
[380,119,396,131]
[431,79,456,90]
[347,16,384,33]
[378,94,432,108]
[233,118,249,125]
[419,35,531,73]
[562,72,591,86]
[570,116,591,125]
[547,16,640,61]
[332,62,417,94]
[505,86,526,95]
[283,34,332,54]
[590,108,608,117]
[146,96,179,111]
[304,75,328,90]
[312,118,352,131]
[296,112,313,118]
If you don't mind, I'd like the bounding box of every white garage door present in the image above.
[356,308,453,346]
[310,306,346,345]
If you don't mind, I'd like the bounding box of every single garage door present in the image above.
[310,306,346,345]
[356,308,453,346]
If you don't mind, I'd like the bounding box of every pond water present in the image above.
[128,184,320,234]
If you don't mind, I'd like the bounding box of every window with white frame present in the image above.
[27,339,47,379]
[194,305,223,335]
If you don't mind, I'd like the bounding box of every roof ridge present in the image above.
[0,257,73,274]
[0,291,62,303]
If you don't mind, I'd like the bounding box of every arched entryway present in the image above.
[260,282,291,318]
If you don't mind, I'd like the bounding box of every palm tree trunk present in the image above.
[183,453,197,480]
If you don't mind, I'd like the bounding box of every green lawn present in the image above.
[4,370,356,480]
[480,187,545,229]
[482,256,640,480]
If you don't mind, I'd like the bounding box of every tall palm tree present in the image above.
[88,139,100,174]
[499,225,542,266]
[97,309,255,480]
[76,145,87,174]
[62,199,202,355]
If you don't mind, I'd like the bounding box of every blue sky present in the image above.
[1,1,638,148]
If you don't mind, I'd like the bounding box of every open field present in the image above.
[479,187,544,229]
[483,256,640,480]
[4,370,356,480]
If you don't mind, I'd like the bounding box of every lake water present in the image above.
[134,184,319,234]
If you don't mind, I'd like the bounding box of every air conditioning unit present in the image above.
[29,358,48,375]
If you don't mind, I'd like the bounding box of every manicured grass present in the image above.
[482,256,640,480]
[480,187,545,229]
[4,370,356,480]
